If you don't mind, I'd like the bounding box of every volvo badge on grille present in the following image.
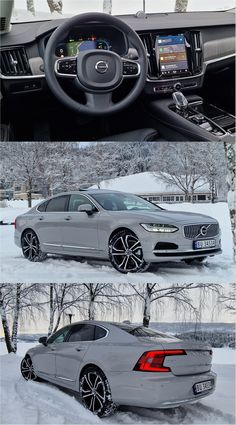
[200,226,208,236]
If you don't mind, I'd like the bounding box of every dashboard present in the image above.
[0,10,235,97]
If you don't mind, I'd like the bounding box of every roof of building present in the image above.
[90,172,210,195]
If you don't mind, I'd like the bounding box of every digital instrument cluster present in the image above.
[56,36,112,57]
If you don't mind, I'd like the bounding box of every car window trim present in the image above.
[65,324,109,343]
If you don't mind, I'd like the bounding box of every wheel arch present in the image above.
[108,227,137,244]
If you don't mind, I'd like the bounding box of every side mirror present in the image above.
[39,336,48,346]
[77,204,94,215]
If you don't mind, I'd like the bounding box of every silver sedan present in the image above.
[14,190,222,273]
[21,321,216,417]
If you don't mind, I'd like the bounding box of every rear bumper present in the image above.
[108,370,217,409]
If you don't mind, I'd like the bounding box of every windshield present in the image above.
[12,1,235,23]
[91,192,162,211]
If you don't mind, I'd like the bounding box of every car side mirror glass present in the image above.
[77,204,94,214]
[39,336,48,346]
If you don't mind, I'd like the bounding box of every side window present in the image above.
[46,196,69,212]
[67,324,95,342]
[95,326,107,340]
[38,201,48,212]
[47,327,69,344]
[68,194,97,212]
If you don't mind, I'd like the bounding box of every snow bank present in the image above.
[0,350,234,424]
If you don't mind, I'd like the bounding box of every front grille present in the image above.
[184,223,219,239]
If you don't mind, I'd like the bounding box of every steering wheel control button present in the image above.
[57,58,77,75]
[123,61,139,76]
[95,61,109,74]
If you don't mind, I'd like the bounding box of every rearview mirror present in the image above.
[77,204,94,215]
[38,336,48,346]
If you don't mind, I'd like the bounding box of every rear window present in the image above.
[46,196,69,212]
[112,323,175,338]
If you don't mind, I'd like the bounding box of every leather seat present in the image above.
[100,128,160,141]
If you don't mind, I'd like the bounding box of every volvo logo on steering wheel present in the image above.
[200,226,208,237]
[95,60,109,74]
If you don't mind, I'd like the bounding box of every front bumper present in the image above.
[137,225,221,263]
[108,370,217,409]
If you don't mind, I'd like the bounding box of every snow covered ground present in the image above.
[0,343,235,424]
[0,200,235,284]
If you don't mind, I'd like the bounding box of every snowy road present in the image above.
[0,348,235,425]
[0,202,235,284]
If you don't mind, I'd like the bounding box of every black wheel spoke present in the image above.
[81,371,107,414]
[111,232,145,272]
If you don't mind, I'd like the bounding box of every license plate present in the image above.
[193,380,213,394]
[193,239,216,249]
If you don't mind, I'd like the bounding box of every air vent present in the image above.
[0,47,32,76]
[139,33,158,78]
[0,18,6,32]
[191,31,202,74]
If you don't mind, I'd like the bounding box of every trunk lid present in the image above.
[138,337,212,376]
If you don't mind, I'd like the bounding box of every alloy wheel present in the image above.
[110,231,149,273]
[20,356,38,381]
[21,230,46,262]
[81,371,106,414]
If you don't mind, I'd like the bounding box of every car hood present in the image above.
[106,209,217,224]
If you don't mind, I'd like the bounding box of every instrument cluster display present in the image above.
[56,36,112,58]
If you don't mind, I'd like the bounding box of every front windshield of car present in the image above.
[12,1,235,23]
[91,192,163,211]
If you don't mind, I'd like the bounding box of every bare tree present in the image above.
[103,0,112,14]
[130,283,221,327]
[47,0,63,14]
[27,0,35,15]
[0,284,46,353]
[47,284,88,335]
[219,284,236,314]
[175,0,188,12]
[224,142,236,259]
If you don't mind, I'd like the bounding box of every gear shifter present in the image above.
[172,91,188,112]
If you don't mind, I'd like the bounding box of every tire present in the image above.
[79,367,117,417]
[21,230,47,262]
[184,257,207,265]
[20,356,39,381]
[109,230,150,274]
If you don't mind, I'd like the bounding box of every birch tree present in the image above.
[47,0,63,14]
[0,284,46,353]
[224,142,236,259]
[219,284,236,314]
[130,283,221,327]
[103,0,112,14]
[27,0,35,15]
[175,0,189,12]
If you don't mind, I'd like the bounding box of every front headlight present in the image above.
[140,223,179,233]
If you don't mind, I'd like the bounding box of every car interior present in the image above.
[0,8,235,142]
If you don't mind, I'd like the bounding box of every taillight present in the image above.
[134,349,186,372]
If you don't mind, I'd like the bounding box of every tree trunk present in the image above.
[27,0,35,15]
[0,290,14,353]
[47,0,63,14]
[143,284,152,327]
[88,297,95,320]
[174,0,188,12]
[11,284,21,353]
[103,0,112,14]
[53,311,62,333]
[224,142,236,259]
[48,284,54,336]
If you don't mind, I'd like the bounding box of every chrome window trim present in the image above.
[35,193,100,214]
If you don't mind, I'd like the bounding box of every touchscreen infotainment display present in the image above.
[155,34,189,77]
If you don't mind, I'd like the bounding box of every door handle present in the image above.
[75,347,86,352]
[64,216,72,221]
[50,346,56,351]
[38,217,44,221]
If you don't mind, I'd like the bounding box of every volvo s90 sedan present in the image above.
[20,321,216,417]
[14,190,222,273]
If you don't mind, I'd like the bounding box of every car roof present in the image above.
[51,189,126,196]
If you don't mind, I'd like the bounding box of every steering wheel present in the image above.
[44,12,148,116]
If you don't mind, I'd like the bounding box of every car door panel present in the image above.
[55,342,91,388]
[62,212,100,253]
